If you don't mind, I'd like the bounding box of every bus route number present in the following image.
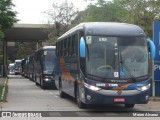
[99,38,107,42]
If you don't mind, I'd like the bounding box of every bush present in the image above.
[0,79,8,102]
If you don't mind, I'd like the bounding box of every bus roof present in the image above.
[15,59,22,62]
[58,22,146,40]
[35,46,56,52]
[9,63,15,66]
[43,46,56,49]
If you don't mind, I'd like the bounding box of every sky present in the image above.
[12,0,91,24]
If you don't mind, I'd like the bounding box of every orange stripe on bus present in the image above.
[111,83,132,90]
[60,58,75,81]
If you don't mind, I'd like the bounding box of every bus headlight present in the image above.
[137,84,150,91]
[44,78,49,81]
[84,83,101,91]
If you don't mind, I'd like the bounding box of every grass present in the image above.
[0,79,8,102]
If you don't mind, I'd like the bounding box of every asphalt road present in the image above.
[0,75,160,119]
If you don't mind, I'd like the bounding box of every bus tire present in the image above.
[35,77,38,85]
[76,86,86,109]
[125,104,135,108]
[59,80,67,98]
[35,75,38,85]
[35,82,38,85]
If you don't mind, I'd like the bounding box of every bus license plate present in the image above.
[114,98,125,102]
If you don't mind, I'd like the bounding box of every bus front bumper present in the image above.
[42,77,55,87]
[83,88,149,105]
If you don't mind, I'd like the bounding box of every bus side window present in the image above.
[71,35,75,56]
[65,38,69,56]
[66,38,69,56]
[63,40,66,56]
[58,42,60,57]
[69,37,72,56]
[63,39,67,56]
[74,34,78,55]
[62,40,65,56]
[67,38,70,56]
[56,42,59,57]
[60,41,63,57]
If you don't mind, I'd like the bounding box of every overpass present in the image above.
[2,23,50,76]
[5,24,49,42]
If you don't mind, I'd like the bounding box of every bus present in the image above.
[21,58,28,77]
[34,46,56,88]
[8,63,15,75]
[28,53,35,81]
[54,22,155,109]
[14,59,22,75]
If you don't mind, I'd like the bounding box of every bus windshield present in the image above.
[15,61,22,69]
[86,36,148,80]
[43,50,55,72]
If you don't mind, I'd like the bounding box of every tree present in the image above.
[0,0,18,64]
[81,0,160,38]
[43,0,79,45]
[117,0,160,38]
[16,42,37,59]
[82,0,129,22]
[0,0,17,30]
[0,0,17,76]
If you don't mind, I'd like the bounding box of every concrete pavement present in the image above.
[0,76,159,102]
[0,77,6,86]
[1,76,160,112]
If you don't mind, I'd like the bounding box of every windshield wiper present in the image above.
[122,62,137,82]
[119,48,136,82]
[86,44,89,61]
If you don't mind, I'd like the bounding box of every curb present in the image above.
[0,78,8,101]
[149,97,160,101]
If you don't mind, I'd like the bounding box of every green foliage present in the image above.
[0,0,18,30]
[0,0,18,64]
[16,42,37,59]
[82,0,160,38]
[0,29,4,42]
[83,0,129,22]
[116,0,160,37]
[0,79,8,102]
[43,0,79,44]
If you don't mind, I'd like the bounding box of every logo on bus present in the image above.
[96,83,118,87]
[117,90,122,95]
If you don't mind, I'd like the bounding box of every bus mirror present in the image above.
[80,37,86,58]
[147,38,155,59]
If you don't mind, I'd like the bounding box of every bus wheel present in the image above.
[125,104,135,108]
[35,75,38,85]
[76,87,86,109]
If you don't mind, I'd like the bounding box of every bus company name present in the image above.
[110,80,128,83]
[96,83,118,87]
